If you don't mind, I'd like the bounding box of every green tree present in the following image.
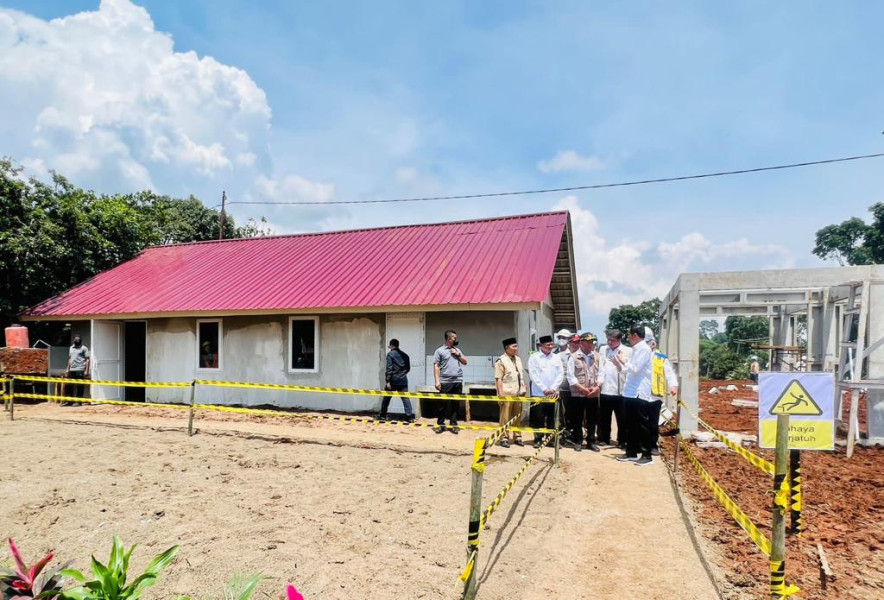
[724,316,769,352]
[0,158,267,330]
[699,319,719,340]
[812,202,884,265]
[606,298,661,337]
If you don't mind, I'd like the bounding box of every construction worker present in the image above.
[645,327,678,456]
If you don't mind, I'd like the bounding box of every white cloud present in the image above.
[252,174,336,204]
[538,150,606,173]
[553,196,796,326]
[0,0,272,193]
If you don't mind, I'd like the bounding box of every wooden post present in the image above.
[771,414,790,599]
[187,381,196,437]
[673,401,683,475]
[463,439,485,600]
[553,396,561,467]
[789,449,802,537]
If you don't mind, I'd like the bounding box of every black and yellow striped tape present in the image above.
[15,375,191,389]
[11,391,557,435]
[480,432,552,528]
[679,438,772,556]
[195,379,554,403]
[769,559,800,597]
[678,400,774,475]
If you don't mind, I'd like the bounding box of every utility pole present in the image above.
[218,190,227,240]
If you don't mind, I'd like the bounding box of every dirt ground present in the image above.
[660,380,884,600]
[2,402,717,600]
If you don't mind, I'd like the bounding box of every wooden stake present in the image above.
[770,414,789,599]
[553,397,561,467]
[673,401,683,475]
[817,543,834,590]
[187,381,196,436]
[463,439,485,600]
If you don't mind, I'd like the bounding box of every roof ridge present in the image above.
[148,210,570,249]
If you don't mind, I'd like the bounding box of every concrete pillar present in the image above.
[869,283,884,380]
[677,288,700,432]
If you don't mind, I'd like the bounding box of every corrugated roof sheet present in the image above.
[24,211,570,317]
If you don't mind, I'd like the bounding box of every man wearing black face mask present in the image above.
[64,334,91,405]
[433,329,467,434]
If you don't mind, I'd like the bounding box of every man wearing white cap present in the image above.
[554,329,575,444]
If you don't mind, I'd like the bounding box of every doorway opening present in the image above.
[124,321,146,402]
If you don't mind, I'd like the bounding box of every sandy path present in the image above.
[1,403,718,599]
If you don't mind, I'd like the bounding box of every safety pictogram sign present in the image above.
[759,373,834,451]
[769,379,823,416]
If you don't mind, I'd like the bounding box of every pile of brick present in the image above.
[0,347,48,375]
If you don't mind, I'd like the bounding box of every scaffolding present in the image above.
[658,265,884,457]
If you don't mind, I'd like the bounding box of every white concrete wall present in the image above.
[145,314,384,411]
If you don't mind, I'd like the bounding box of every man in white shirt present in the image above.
[614,324,653,464]
[597,328,632,448]
[645,327,679,456]
[527,335,564,448]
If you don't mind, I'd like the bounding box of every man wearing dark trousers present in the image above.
[566,332,601,451]
[64,333,91,406]
[597,328,632,447]
[527,335,564,447]
[378,339,413,422]
[433,330,467,434]
[616,324,654,464]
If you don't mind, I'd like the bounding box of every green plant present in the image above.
[176,574,263,600]
[59,537,179,600]
[0,538,69,599]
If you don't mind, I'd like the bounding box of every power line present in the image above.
[228,151,884,206]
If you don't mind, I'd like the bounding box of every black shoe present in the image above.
[404,416,415,423]
[573,444,582,452]
[650,447,660,456]
[533,439,543,448]
[588,443,601,452]
[499,439,510,448]
[434,425,445,434]
[616,454,639,462]
[635,456,654,466]
[513,438,524,446]
[451,427,460,435]
[376,413,387,421]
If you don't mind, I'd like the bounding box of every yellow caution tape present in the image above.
[472,439,487,474]
[11,390,557,435]
[14,393,190,411]
[458,549,477,583]
[14,375,191,389]
[678,400,774,475]
[480,432,552,528]
[769,560,800,598]
[679,438,772,556]
[195,379,555,403]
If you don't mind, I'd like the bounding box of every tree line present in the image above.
[0,159,269,331]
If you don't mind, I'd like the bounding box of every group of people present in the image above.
[379,325,678,465]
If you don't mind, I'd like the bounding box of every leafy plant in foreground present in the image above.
[175,574,263,600]
[58,537,179,600]
[0,538,69,599]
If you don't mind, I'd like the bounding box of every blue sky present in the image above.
[2,0,883,333]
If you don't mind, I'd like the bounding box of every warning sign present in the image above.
[759,373,834,451]
[769,380,823,416]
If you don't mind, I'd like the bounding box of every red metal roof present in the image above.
[23,212,570,318]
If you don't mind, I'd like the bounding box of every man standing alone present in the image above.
[65,334,91,405]
[495,337,527,448]
[434,330,467,434]
[379,339,413,422]
[527,335,564,447]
